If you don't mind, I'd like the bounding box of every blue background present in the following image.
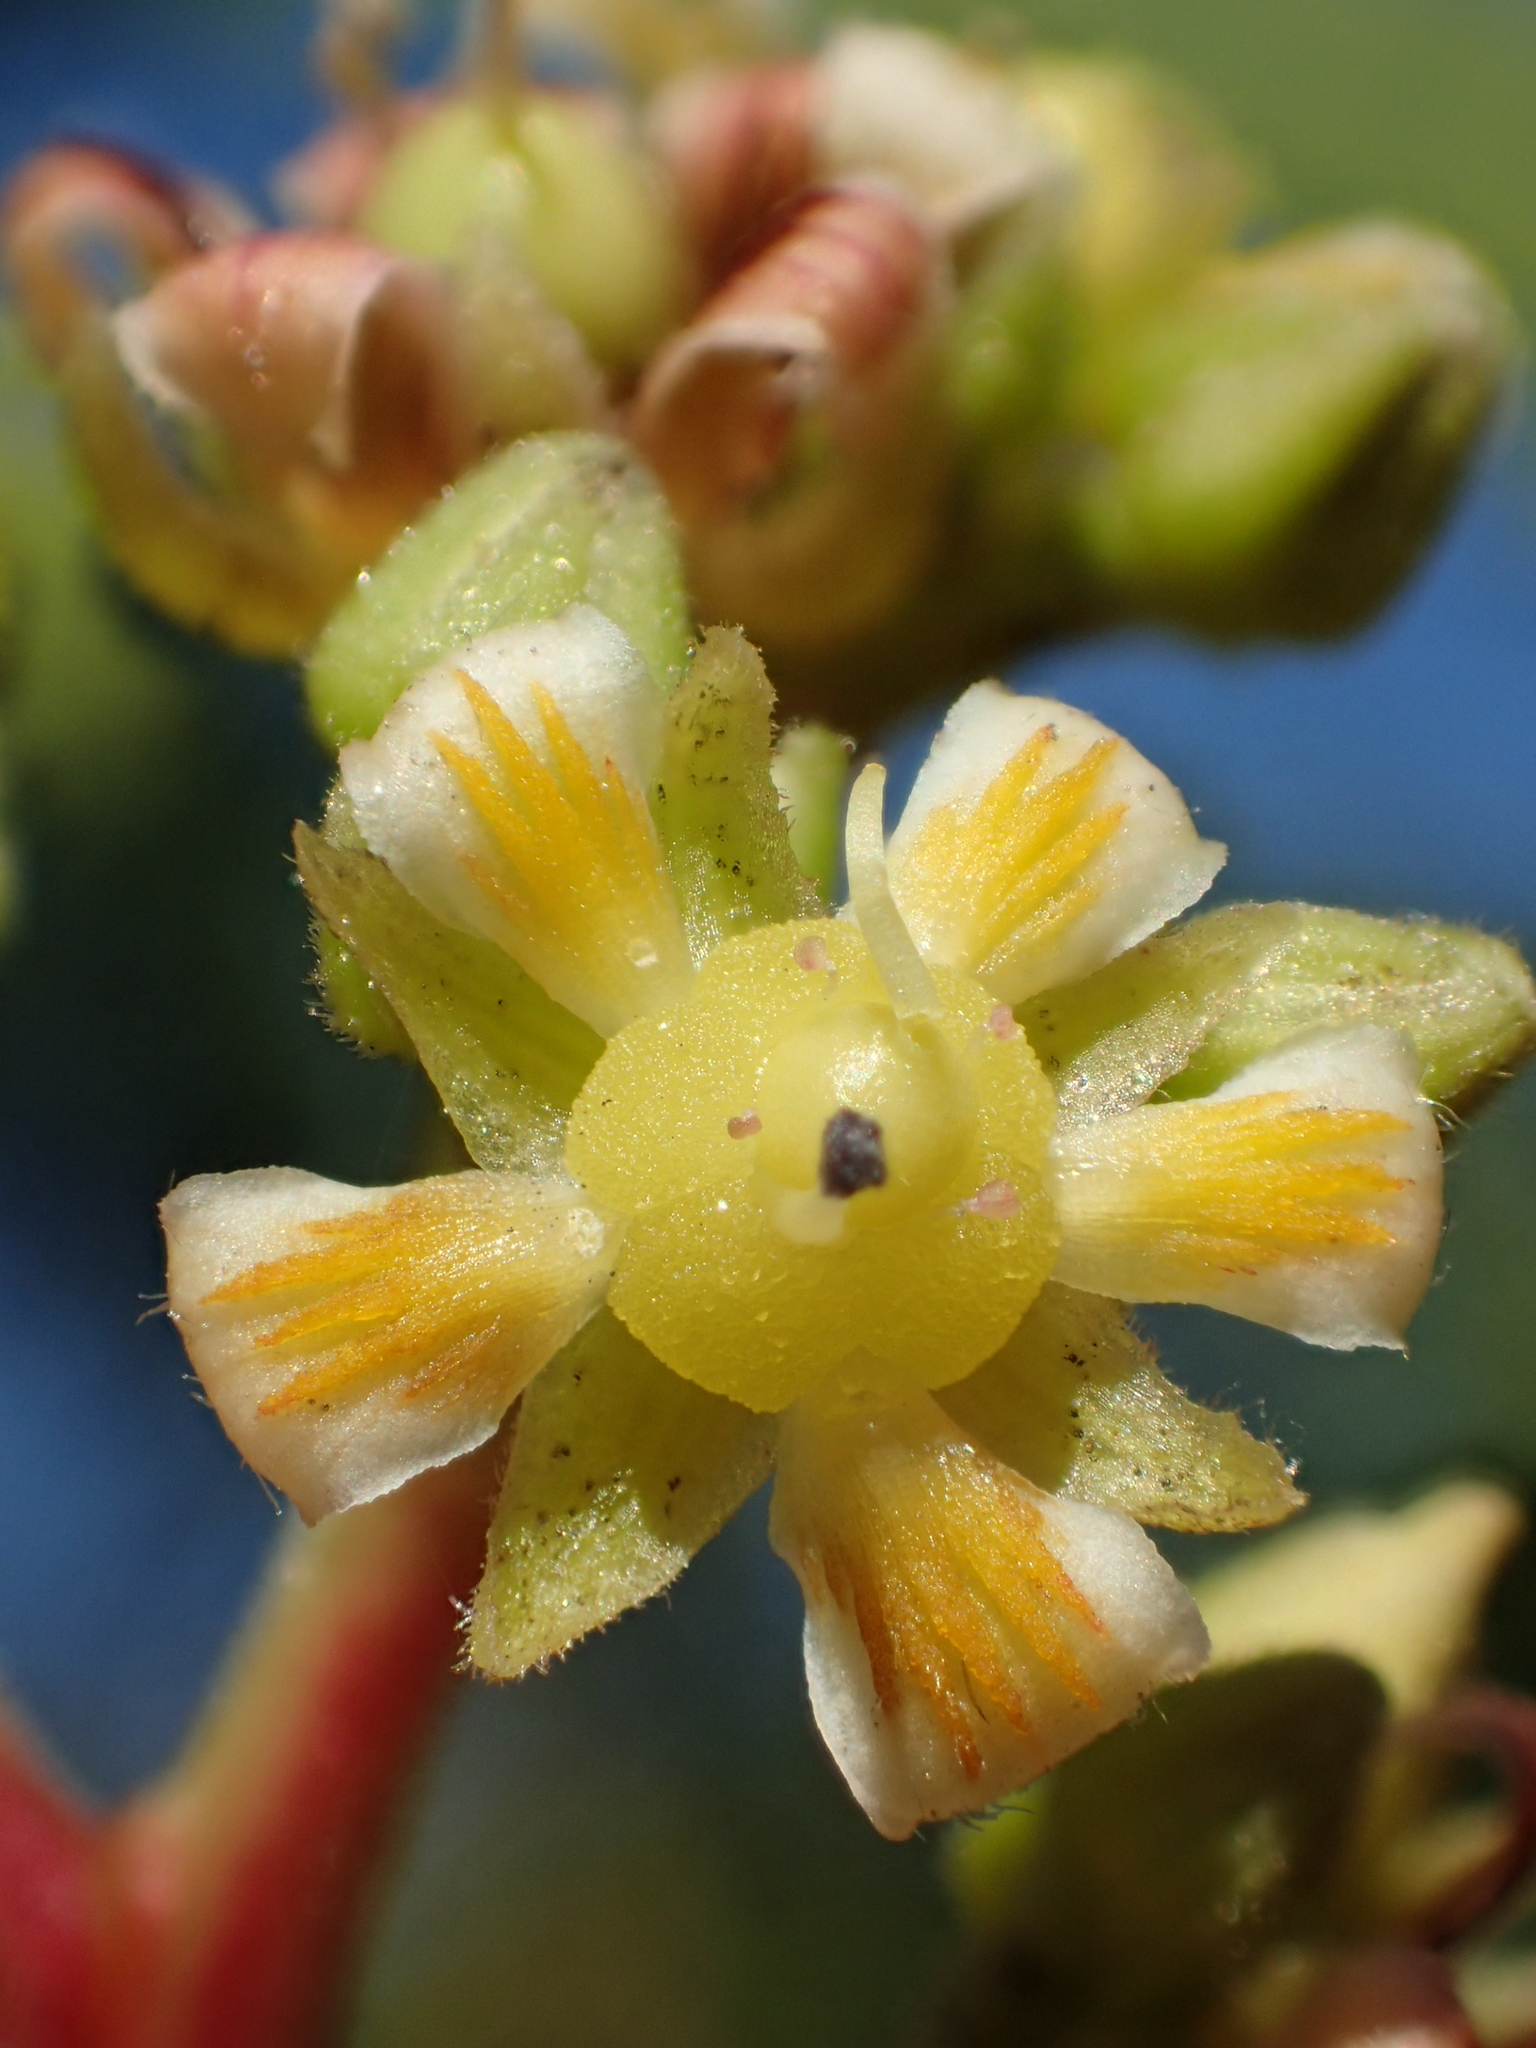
[0,3,1531,2040]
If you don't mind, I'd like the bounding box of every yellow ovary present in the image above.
[435,676,693,1032]
[565,919,1061,1411]
[896,730,1128,983]
[1053,1092,1409,1269]
[206,1173,610,1416]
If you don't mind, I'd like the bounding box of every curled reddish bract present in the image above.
[629,182,948,647]
[113,230,469,508]
[67,229,475,653]
[632,182,938,522]
[650,60,814,290]
[1,141,250,371]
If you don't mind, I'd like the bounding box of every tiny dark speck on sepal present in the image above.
[820,1109,887,1198]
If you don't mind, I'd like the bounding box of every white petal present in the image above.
[887,681,1226,1003]
[770,1387,1208,1839]
[162,1165,620,1521]
[810,25,1069,235]
[340,604,693,1037]
[1050,1023,1443,1349]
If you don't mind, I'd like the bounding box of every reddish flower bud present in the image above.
[1,141,250,372]
[630,182,950,649]
[65,230,475,653]
[649,60,814,289]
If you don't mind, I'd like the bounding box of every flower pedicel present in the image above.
[155,610,1485,1837]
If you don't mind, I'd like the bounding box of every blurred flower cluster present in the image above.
[0,0,1519,727]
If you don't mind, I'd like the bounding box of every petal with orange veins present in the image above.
[887,681,1226,1004]
[1048,1024,1442,1349]
[340,605,694,1038]
[770,1383,1208,1838]
[161,1166,621,1522]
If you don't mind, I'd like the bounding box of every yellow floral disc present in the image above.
[565,919,1060,1411]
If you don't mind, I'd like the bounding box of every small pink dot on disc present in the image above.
[962,1179,1019,1219]
[988,1005,1019,1040]
[727,1111,762,1139]
[793,936,829,973]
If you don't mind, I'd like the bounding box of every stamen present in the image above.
[844,763,940,1019]
[988,1004,1018,1040]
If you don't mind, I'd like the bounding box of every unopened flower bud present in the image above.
[306,431,689,745]
[1015,55,1255,326]
[629,183,950,651]
[359,87,685,375]
[650,25,1068,291]
[62,231,474,654]
[648,60,813,289]
[1071,221,1520,636]
[2,142,251,373]
[811,24,1067,240]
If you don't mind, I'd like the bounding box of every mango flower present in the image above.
[160,610,1466,1838]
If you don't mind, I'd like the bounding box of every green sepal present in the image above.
[469,1309,776,1678]
[1023,904,1299,1107]
[651,626,819,959]
[769,722,852,907]
[294,820,601,1175]
[1170,907,1536,1112]
[305,433,691,747]
[1024,903,1536,1115]
[946,1655,1387,2022]
[941,1283,1302,1534]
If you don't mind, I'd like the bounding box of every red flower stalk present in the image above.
[0,1446,496,2048]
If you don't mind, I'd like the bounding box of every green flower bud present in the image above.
[305,432,691,746]
[1016,55,1256,327]
[359,90,685,376]
[1071,222,1520,636]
